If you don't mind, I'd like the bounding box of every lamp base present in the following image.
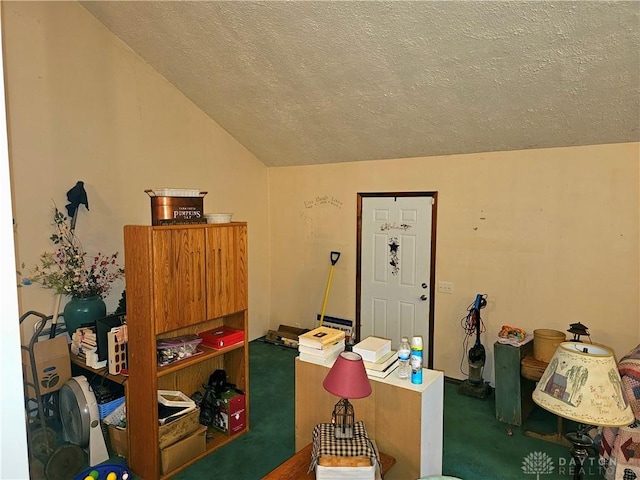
[332,398,355,439]
[566,428,594,480]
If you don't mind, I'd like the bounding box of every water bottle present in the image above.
[396,337,411,379]
[411,336,423,384]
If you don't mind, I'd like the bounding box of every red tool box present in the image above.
[198,326,244,349]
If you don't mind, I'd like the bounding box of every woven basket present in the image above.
[533,329,566,363]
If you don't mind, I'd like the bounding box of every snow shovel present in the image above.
[318,251,341,327]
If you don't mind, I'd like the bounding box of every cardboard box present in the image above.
[106,407,202,458]
[22,336,72,397]
[199,326,244,349]
[159,407,201,449]
[160,425,207,475]
[107,424,128,458]
[213,391,246,435]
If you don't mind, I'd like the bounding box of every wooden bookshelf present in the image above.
[124,223,249,479]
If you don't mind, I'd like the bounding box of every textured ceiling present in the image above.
[81,1,640,167]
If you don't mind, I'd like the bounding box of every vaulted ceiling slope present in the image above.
[81,1,639,167]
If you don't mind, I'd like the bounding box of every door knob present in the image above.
[420,295,427,301]
[422,283,428,289]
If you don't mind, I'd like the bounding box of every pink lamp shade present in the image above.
[323,351,372,399]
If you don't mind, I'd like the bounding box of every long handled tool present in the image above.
[264,251,341,348]
[49,181,89,339]
[318,251,341,327]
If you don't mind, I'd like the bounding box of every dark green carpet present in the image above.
[173,339,298,479]
[443,380,605,479]
[160,339,607,479]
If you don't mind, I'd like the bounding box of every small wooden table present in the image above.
[264,443,396,479]
[521,354,571,447]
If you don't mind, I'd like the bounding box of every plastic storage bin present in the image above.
[98,396,126,420]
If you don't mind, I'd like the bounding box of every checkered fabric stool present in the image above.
[309,421,380,478]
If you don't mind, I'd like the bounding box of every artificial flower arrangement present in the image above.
[20,207,124,298]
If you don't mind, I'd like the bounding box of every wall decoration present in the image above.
[388,237,400,276]
[298,195,345,240]
[303,195,343,210]
[380,222,412,231]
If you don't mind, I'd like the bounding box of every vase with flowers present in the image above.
[20,207,125,334]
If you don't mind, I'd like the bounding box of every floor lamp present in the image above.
[532,342,634,480]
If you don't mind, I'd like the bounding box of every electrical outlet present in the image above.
[438,281,454,294]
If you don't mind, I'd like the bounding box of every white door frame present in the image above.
[356,192,438,368]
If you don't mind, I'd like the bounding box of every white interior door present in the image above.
[360,195,434,362]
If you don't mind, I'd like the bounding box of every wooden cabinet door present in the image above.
[152,228,206,333]
[205,225,248,318]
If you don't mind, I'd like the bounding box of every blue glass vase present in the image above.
[63,295,107,334]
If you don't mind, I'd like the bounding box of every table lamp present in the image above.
[532,342,633,480]
[323,351,372,439]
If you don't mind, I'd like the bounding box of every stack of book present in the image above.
[70,326,97,356]
[297,326,346,366]
[353,336,398,378]
[71,326,107,369]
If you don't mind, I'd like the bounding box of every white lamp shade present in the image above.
[532,342,634,427]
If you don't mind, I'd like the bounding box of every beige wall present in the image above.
[268,144,640,383]
[3,2,639,385]
[3,2,270,341]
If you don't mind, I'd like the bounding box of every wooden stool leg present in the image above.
[524,415,572,448]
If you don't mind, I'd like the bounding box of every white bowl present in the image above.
[205,213,233,224]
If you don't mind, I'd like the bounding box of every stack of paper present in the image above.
[354,336,398,378]
[298,326,346,366]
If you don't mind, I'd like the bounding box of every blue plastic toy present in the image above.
[73,463,130,480]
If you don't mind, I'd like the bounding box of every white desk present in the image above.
[295,357,444,480]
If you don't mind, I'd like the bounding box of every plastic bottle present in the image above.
[396,336,411,379]
[410,336,423,384]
